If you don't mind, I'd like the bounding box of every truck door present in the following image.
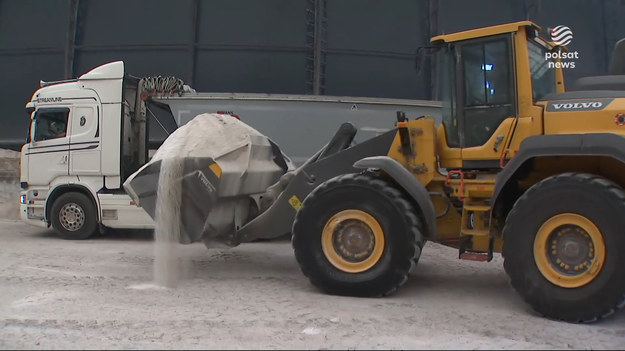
[27,108,70,185]
[69,105,101,175]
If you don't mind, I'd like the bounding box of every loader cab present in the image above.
[431,21,563,169]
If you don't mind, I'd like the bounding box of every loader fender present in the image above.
[492,133,625,212]
[354,156,436,238]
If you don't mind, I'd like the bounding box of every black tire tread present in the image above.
[292,173,423,297]
[503,172,625,323]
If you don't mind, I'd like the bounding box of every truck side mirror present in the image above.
[26,120,33,143]
[26,108,35,143]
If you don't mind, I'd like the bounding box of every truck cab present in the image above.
[20,61,153,239]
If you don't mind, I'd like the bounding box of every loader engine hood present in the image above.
[540,91,625,135]
[123,113,289,245]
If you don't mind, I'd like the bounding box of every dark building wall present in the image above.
[0,0,69,146]
[435,0,624,85]
[324,0,430,99]
[1,0,625,149]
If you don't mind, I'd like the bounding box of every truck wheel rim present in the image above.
[59,203,85,232]
[321,209,385,273]
[533,213,606,288]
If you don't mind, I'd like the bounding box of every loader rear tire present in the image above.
[50,192,98,240]
[292,173,423,297]
[503,173,625,323]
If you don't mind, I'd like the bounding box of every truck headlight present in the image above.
[20,194,26,204]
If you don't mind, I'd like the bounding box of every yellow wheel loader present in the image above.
[125,21,625,323]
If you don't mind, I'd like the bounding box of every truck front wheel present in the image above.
[50,192,98,240]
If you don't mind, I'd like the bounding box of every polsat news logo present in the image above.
[545,25,578,69]
[550,25,573,46]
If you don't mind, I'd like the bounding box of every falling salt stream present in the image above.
[153,156,184,288]
[143,113,285,288]
[149,114,252,288]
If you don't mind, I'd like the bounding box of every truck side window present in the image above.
[34,109,70,142]
[461,38,515,147]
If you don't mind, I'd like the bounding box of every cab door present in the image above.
[448,35,518,168]
[27,108,70,186]
[69,104,101,175]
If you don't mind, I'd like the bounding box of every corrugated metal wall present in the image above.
[1,0,624,149]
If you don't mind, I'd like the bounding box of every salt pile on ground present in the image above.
[149,113,268,287]
[0,181,19,219]
[0,149,20,220]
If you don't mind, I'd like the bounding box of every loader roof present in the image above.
[431,21,540,43]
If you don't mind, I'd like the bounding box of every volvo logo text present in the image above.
[546,99,613,112]
[552,102,603,110]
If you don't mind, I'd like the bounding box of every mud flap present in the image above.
[123,157,222,244]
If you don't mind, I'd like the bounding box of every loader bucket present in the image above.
[122,113,287,245]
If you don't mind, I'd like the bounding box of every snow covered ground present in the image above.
[0,220,623,350]
[2,147,623,349]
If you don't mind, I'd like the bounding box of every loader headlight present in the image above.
[20,194,26,204]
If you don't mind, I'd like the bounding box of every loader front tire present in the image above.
[503,173,625,323]
[292,173,423,297]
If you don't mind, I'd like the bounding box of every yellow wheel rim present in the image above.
[534,213,606,288]
[321,209,385,273]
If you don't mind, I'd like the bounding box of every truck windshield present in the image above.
[528,39,556,101]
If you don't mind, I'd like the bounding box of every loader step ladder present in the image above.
[459,251,490,262]
[461,204,490,237]
[444,170,497,262]
[459,199,494,262]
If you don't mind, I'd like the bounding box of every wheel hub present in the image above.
[321,209,385,273]
[547,225,594,276]
[534,213,606,288]
[59,203,85,232]
[333,219,375,262]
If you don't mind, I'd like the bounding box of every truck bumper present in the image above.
[20,201,48,228]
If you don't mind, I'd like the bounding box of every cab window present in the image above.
[436,46,460,147]
[461,37,515,147]
[33,108,69,142]
[528,40,556,101]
